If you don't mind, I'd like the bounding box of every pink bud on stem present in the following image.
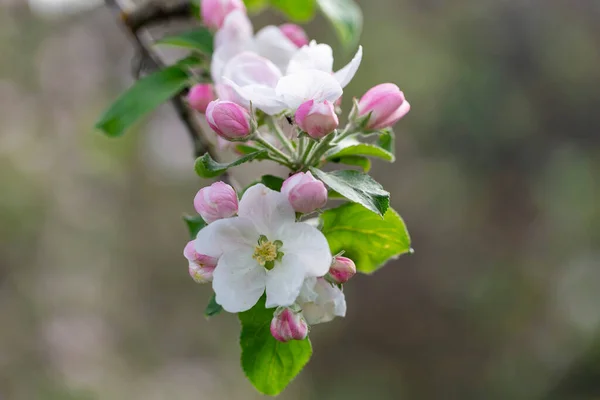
[194,181,238,224]
[206,100,253,140]
[270,307,308,342]
[295,100,339,139]
[187,84,215,114]
[329,256,356,284]
[201,0,246,30]
[357,83,410,130]
[279,23,309,48]
[281,171,328,214]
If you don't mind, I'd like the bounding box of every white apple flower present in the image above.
[296,277,347,325]
[195,184,332,313]
[286,41,363,89]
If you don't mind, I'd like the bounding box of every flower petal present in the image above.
[254,25,298,73]
[301,278,346,325]
[297,277,318,304]
[214,10,253,49]
[265,253,306,308]
[276,70,343,110]
[222,52,282,88]
[195,217,258,259]
[279,222,332,277]
[212,249,266,313]
[286,41,334,75]
[224,79,287,115]
[238,184,295,236]
[333,45,363,88]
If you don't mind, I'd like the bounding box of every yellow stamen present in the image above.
[253,241,278,267]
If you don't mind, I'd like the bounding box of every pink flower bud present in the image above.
[357,83,410,130]
[184,241,218,283]
[278,23,309,48]
[194,181,238,223]
[281,171,327,214]
[187,83,215,113]
[329,256,356,284]
[206,100,252,140]
[270,307,308,342]
[295,100,339,139]
[201,0,246,30]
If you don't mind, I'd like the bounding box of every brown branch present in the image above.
[104,0,214,161]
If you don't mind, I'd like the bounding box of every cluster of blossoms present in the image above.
[183,0,411,342]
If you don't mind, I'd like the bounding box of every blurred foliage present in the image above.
[0,0,599,399]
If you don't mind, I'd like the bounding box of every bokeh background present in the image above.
[1,0,599,399]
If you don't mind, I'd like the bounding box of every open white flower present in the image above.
[297,277,346,325]
[286,41,363,88]
[195,184,332,313]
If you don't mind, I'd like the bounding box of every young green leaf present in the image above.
[239,296,312,396]
[310,168,389,215]
[96,66,190,137]
[194,151,267,178]
[155,28,214,54]
[183,214,207,239]
[376,130,395,155]
[321,203,411,273]
[261,174,285,191]
[330,155,371,172]
[205,293,223,318]
[317,0,363,49]
[326,142,395,162]
[270,0,316,22]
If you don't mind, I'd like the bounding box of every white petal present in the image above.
[265,254,306,308]
[214,10,253,49]
[286,42,334,75]
[301,279,346,325]
[224,79,287,115]
[222,52,282,88]
[238,184,295,236]
[195,217,258,259]
[210,40,253,83]
[254,25,298,73]
[212,249,266,313]
[333,45,363,88]
[297,277,318,304]
[276,70,343,110]
[279,222,332,277]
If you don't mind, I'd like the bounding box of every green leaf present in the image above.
[155,28,214,54]
[239,296,312,396]
[326,141,395,162]
[235,143,269,157]
[321,203,411,273]
[95,66,190,137]
[270,0,316,22]
[183,214,206,239]
[244,0,269,12]
[317,0,363,49]
[204,293,223,318]
[261,174,285,191]
[376,130,395,155]
[194,151,267,178]
[331,155,371,172]
[310,168,389,215]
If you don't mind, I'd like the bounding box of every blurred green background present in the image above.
[1,0,599,399]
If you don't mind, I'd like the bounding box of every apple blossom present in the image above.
[357,83,411,130]
[329,256,356,284]
[194,181,238,223]
[187,83,214,113]
[201,0,246,30]
[194,184,332,313]
[270,307,308,342]
[297,277,346,325]
[295,99,339,139]
[206,100,253,140]
[184,241,218,283]
[281,171,328,214]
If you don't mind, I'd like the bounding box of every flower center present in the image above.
[253,235,284,270]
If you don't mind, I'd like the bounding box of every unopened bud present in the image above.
[270,307,308,342]
[206,100,253,140]
[187,83,215,113]
[201,0,246,30]
[329,256,356,284]
[184,241,218,283]
[295,100,339,139]
[357,83,410,130]
[281,171,327,214]
[278,23,309,48]
[194,181,238,223]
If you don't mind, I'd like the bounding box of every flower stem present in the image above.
[255,133,294,167]
[267,117,295,155]
[305,132,336,167]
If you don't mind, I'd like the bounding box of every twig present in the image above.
[104,0,214,161]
